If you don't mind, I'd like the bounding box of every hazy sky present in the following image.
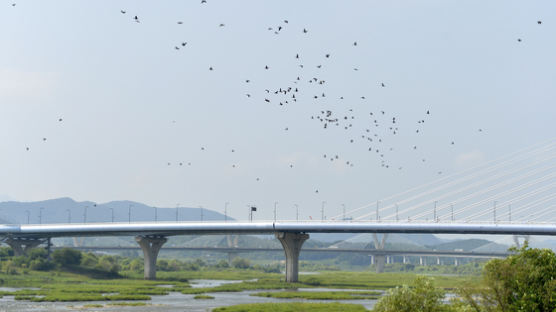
[1,0,555,221]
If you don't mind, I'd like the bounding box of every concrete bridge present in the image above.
[1,221,554,282]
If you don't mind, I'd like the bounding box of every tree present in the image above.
[457,244,556,311]
[373,276,451,312]
[231,257,251,269]
[52,248,82,267]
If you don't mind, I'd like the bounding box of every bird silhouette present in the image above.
[303,28,308,33]
[120,10,126,14]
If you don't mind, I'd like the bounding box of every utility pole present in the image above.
[274,201,278,221]
[295,204,299,221]
[83,206,88,223]
[200,206,204,221]
[110,208,114,222]
[376,201,380,221]
[224,202,229,222]
[395,204,399,222]
[25,210,30,224]
[321,201,326,221]
[176,203,180,222]
[154,207,157,222]
[128,204,132,223]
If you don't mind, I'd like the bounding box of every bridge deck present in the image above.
[1,221,555,238]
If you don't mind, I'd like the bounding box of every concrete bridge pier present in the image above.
[5,237,45,256]
[375,255,386,273]
[135,235,167,280]
[275,232,309,283]
[227,251,239,266]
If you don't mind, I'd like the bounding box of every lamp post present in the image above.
[200,206,204,221]
[83,206,88,223]
[128,204,132,223]
[110,208,114,222]
[66,209,71,223]
[376,201,380,221]
[154,207,158,222]
[248,205,257,222]
[25,210,30,224]
[321,201,326,221]
[274,202,278,221]
[342,204,346,221]
[294,204,299,221]
[39,207,44,224]
[224,202,229,222]
[176,203,180,222]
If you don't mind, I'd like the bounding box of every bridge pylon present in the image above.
[275,232,309,283]
[135,235,167,280]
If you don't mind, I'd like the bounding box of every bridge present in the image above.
[1,141,555,282]
[0,220,554,282]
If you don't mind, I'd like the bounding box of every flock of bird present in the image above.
[11,2,544,195]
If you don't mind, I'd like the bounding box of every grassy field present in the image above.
[213,302,370,312]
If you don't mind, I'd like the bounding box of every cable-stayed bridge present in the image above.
[1,140,555,282]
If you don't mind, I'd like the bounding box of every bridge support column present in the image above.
[5,237,44,256]
[275,232,308,283]
[227,252,239,266]
[135,235,167,280]
[375,255,386,273]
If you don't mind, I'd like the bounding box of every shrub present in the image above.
[373,276,447,312]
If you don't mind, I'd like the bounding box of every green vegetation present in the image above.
[455,244,556,311]
[373,276,452,312]
[213,302,370,312]
[194,294,215,299]
[253,290,381,300]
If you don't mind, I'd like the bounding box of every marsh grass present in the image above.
[252,290,381,300]
[193,294,215,299]
[213,302,370,312]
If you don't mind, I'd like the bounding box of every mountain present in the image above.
[0,197,231,224]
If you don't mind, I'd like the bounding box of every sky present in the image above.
[0,0,555,221]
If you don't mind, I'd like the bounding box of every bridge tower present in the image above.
[372,233,388,273]
[135,235,167,280]
[275,232,309,283]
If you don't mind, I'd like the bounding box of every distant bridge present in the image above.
[56,245,509,259]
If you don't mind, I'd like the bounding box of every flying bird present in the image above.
[120,10,126,14]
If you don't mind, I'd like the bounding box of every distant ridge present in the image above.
[0,197,231,224]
